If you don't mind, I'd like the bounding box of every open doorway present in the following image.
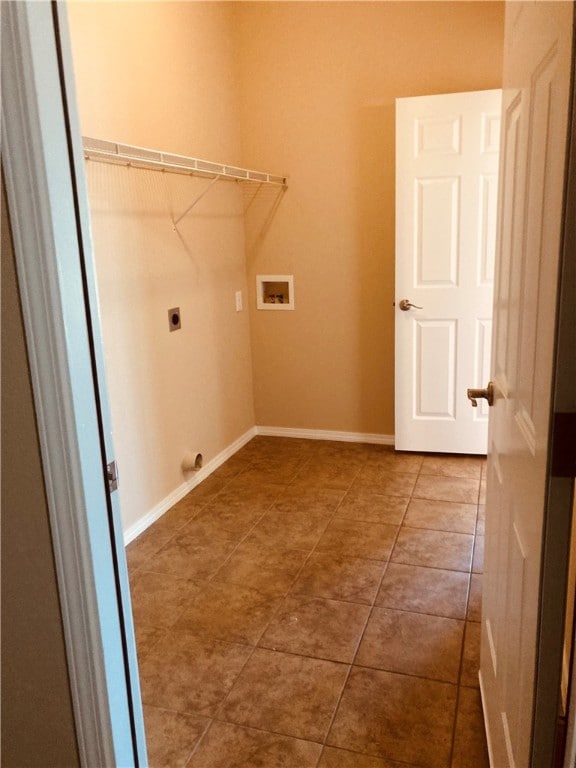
[6,4,572,768]
[395,89,501,455]
[63,3,505,765]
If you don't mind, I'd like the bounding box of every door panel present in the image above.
[416,177,460,285]
[480,3,573,767]
[416,320,456,419]
[396,89,502,454]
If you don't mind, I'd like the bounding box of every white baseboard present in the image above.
[256,425,395,446]
[123,426,257,545]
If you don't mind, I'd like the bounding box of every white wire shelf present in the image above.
[82,137,288,187]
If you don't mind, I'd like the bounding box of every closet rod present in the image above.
[82,137,288,187]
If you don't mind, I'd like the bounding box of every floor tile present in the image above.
[175,515,245,545]
[460,621,481,688]
[467,574,483,621]
[143,705,209,768]
[318,747,410,767]
[413,475,480,504]
[259,595,370,663]
[216,472,262,494]
[150,529,239,581]
[181,504,261,541]
[134,624,166,662]
[186,491,275,539]
[214,475,286,502]
[353,469,417,497]
[236,436,303,460]
[316,519,398,561]
[291,553,384,605]
[213,542,308,596]
[237,456,306,485]
[451,686,490,767]
[420,456,483,480]
[403,499,477,535]
[247,494,338,550]
[278,485,346,511]
[313,441,367,462]
[472,535,484,573]
[392,528,473,572]
[187,721,322,768]
[355,607,464,683]
[376,563,469,619]
[151,496,207,537]
[335,491,408,525]
[126,526,174,572]
[220,648,348,742]
[210,454,251,481]
[130,437,490,766]
[139,629,252,716]
[362,451,424,475]
[184,474,230,502]
[327,666,457,768]
[174,581,281,645]
[227,466,295,489]
[290,462,361,491]
[130,570,202,629]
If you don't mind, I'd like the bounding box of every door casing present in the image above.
[2,2,146,765]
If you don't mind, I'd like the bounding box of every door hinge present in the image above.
[106,460,119,492]
[551,413,576,478]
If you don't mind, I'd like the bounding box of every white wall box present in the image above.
[256,275,295,310]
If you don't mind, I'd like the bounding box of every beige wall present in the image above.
[68,3,255,531]
[69,1,242,162]
[1,181,80,767]
[236,1,505,434]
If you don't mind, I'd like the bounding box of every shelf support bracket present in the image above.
[172,174,222,229]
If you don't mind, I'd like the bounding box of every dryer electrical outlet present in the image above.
[168,307,181,331]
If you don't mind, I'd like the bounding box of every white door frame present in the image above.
[2,3,146,765]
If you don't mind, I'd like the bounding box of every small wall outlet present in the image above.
[235,290,243,312]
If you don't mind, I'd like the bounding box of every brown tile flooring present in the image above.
[127,437,489,768]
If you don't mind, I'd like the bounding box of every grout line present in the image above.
[202,713,325,744]
[319,462,416,750]
[182,716,213,767]
[447,490,484,766]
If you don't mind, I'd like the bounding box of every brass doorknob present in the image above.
[467,381,494,407]
[399,299,423,311]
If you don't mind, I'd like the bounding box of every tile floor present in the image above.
[127,437,489,768]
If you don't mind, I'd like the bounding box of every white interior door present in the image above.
[395,89,501,454]
[480,3,573,767]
